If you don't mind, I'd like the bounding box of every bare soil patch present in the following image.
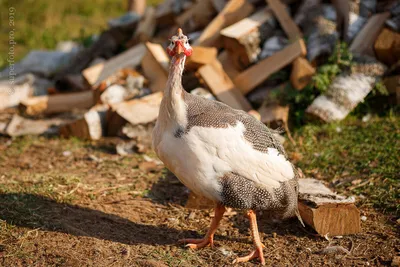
[0,136,398,266]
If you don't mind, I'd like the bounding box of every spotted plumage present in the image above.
[219,172,299,219]
[152,28,303,265]
[183,92,287,157]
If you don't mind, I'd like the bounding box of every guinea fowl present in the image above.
[152,28,303,265]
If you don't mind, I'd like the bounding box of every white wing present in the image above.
[185,121,294,189]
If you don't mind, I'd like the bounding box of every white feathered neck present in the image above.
[158,54,188,131]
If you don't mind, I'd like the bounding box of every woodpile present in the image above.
[1,0,397,130]
[1,0,399,235]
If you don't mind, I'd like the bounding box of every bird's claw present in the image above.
[233,246,265,265]
[179,238,213,249]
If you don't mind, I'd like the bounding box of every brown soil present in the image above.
[0,136,398,267]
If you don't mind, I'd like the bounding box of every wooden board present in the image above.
[134,7,156,43]
[266,0,302,40]
[234,39,306,94]
[221,8,274,69]
[155,0,175,25]
[107,92,163,136]
[141,42,170,92]
[82,44,146,87]
[127,0,146,16]
[266,0,311,90]
[383,75,400,104]
[298,178,360,236]
[54,21,140,87]
[290,57,315,90]
[258,103,288,127]
[298,202,361,236]
[350,12,390,56]
[218,50,240,80]
[198,60,252,111]
[175,0,216,33]
[221,8,272,39]
[19,90,95,116]
[60,105,108,140]
[0,76,33,110]
[374,28,400,66]
[5,114,73,137]
[194,0,254,48]
[211,0,227,12]
[185,46,218,70]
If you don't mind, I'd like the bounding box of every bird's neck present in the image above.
[160,54,188,128]
[165,54,185,98]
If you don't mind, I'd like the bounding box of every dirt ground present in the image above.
[0,135,398,267]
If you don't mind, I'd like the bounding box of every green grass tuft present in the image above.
[286,114,400,215]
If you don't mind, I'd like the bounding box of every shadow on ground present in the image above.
[148,171,311,242]
[149,171,189,206]
[0,193,192,246]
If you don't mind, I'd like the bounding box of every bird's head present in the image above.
[166,28,193,58]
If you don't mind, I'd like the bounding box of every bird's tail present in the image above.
[295,208,305,227]
[293,166,305,227]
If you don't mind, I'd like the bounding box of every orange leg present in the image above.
[179,203,226,249]
[233,210,266,265]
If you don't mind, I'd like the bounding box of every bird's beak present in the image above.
[175,41,184,55]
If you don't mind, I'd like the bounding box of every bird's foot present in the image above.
[178,237,213,249]
[233,246,265,265]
